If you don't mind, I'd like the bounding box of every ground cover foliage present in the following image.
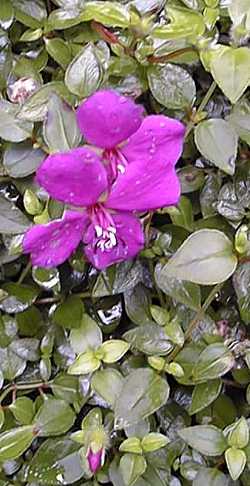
[0,0,250,484]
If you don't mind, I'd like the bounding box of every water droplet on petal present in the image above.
[160,122,166,128]
[119,96,127,104]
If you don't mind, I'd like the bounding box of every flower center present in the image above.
[102,148,127,184]
[88,204,117,253]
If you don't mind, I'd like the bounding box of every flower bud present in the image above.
[148,355,165,372]
[24,189,43,216]
[87,446,105,473]
[235,225,249,255]
[7,77,39,104]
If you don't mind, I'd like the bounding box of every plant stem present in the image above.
[0,381,47,405]
[167,282,223,361]
[148,47,197,64]
[185,80,217,139]
[148,260,165,308]
[18,261,32,284]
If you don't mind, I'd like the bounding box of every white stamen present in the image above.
[117,164,126,174]
[95,225,103,238]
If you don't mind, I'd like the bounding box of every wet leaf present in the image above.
[160,230,237,285]
[178,425,227,456]
[0,425,34,461]
[34,398,76,436]
[115,369,169,429]
[65,43,103,97]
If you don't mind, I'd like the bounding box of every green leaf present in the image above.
[91,368,124,408]
[13,0,47,28]
[178,425,227,456]
[148,63,196,110]
[33,398,76,436]
[0,196,31,234]
[43,94,81,153]
[124,324,173,356]
[161,229,237,285]
[0,283,38,313]
[65,43,103,97]
[192,343,235,382]
[0,100,33,142]
[82,1,130,27]
[153,6,205,40]
[24,437,84,485]
[70,313,102,354]
[0,346,26,381]
[10,397,35,425]
[3,141,44,178]
[17,82,76,122]
[53,295,84,329]
[155,265,201,311]
[120,437,143,455]
[0,408,4,431]
[68,351,100,375]
[0,0,14,30]
[227,417,249,449]
[115,369,169,429]
[210,46,250,104]
[51,374,79,404]
[47,8,85,30]
[0,425,34,461]
[227,98,250,146]
[119,453,147,486]
[20,28,43,42]
[141,433,170,453]
[194,119,238,175]
[44,38,72,69]
[225,447,246,480]
[193,468,229,486]
[189,379,222,415]
[233,262,250,324]
[98,339,130,363]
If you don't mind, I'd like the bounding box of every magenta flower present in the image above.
[23,90,185,270]
[76,89,185,184]
[87,446,105,473]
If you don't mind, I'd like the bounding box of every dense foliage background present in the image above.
[0,0,250,484]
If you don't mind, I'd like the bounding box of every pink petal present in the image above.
[106,159,181,212]
[76,90,144,149]
[23,211,87,268]
[83,212,144,270]
[121,115,185,165]
[36,147,107,207]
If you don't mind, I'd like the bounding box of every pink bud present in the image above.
[7,77,39,104]
[87,447,104,473]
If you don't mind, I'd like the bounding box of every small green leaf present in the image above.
[119,453,147,486]
[115,369,169,429]
[0,425,34,461]
[189,379,222,415]
[192,343,235,382]
[45,37,71,69]
[225,447,246,480]
[148,63,196,110]
[195,119,238,175]
[124,323,173,356]
[227,417,249,449]
[141,433,170,453]
[65,43,103,97]
[179,425,227,456]
[210,46,250,104]
[193,467,229,486]
[91,369,124,408]
[68,351,100,375]
[53,295,84,329]
[153,6,205,40]
[70,314,102,354]
[0,0,14,30]
[10,397,35,425]
[119,437,143,455]
[98,339,130,363]
[33,398,76,436]
[161,230,237,285]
